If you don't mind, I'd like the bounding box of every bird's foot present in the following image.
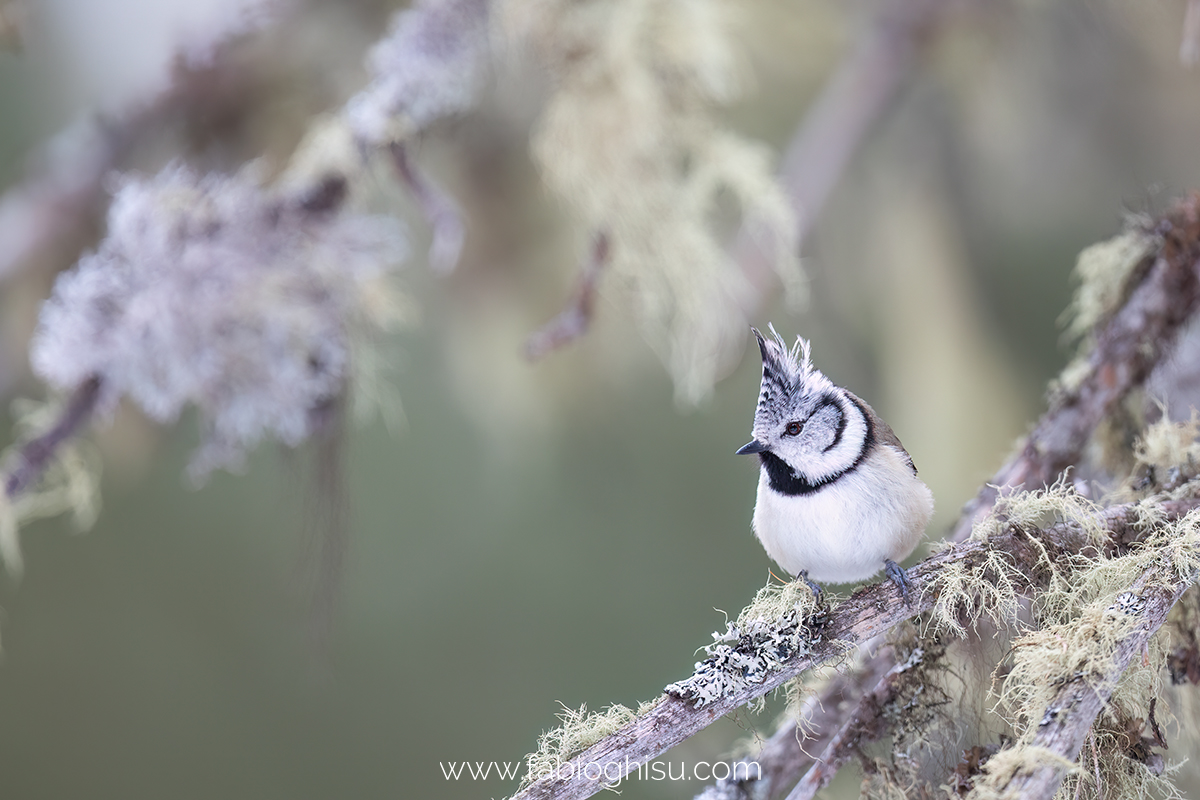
[884,559,912,605]
[794,570,824,603]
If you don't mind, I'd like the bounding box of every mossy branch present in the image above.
[950,195,1200,545]
[969,565,1194,800]
[783,645,927,800]
[694,644,900,800]
[511,497,1200,800]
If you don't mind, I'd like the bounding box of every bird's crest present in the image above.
[751,325,831,426]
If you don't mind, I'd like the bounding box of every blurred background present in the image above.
[1,0,1199,798]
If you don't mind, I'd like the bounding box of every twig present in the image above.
[733,0,961,296]
[5,376,102,498]
[784,646,921,800]
[972,566,1195,800]
[510,497,1200,800]
[524,231,610,360]
[387,142,466,274]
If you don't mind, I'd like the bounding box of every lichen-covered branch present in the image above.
[970,567,1194,800]
[783,645,927,800]
[510,496,1200,800]
[694,645,898,800]
[950,195,1200,544]
[0,5,280,282]
[691,195,1200,800]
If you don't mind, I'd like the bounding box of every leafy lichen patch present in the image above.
[666,580,824,708]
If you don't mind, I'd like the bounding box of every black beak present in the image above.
[736,440,768,455]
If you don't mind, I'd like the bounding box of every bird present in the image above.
[736,326,933,601]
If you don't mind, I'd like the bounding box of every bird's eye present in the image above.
[785,421,803,436]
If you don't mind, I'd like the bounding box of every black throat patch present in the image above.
[759,395,875,496]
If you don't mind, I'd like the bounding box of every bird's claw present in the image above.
[794,570,824,604]
[885,559,913,605]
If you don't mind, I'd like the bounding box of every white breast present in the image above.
[750,445,934,584]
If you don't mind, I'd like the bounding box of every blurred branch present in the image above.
[4,376,101,498]
[511,497,1200,800]
[0,14,281,283]
[0,115,137,281]
[524,231,609,360]
[783,646,924,800]
[1182,0,1200,66]
[387,142,465,273]
[975,568,1193,800]
[734,0,963,296]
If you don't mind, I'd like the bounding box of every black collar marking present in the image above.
[759,395,874,496]
[821,397,847,454]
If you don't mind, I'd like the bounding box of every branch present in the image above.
[973,567,1194,800]
[734,0,962,295]
[783,646,923,800]
[5,376,102,499]
[0,13,282,283]
[387,142,466,274]
[509,497,1200,800]
[949,194,1200,544]
[695,644,897,800]
[523,232,610,361]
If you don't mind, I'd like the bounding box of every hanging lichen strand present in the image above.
[501,0,803,403]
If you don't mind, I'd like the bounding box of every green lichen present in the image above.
[1113,412,1200,502]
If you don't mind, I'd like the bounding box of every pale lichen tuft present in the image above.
[500,0,802,403]
[517,702,638,791]
[29,163,407,479]
[1063,228,1159,343]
